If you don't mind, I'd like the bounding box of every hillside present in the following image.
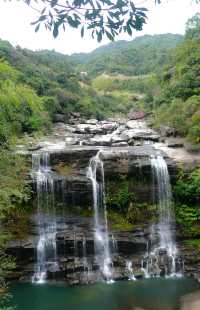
[0,38,151,145]
[143,14,200,147]
[71,34,183,76]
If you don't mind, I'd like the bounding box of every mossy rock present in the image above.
[53,163,75,176]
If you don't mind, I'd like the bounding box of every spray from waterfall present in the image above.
[142,155,179,278]
[126,260,136,281]
[87,151,113,282]
[31,153,58,284]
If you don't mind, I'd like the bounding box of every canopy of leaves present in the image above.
[21,0,164,41]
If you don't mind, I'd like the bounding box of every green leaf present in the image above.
[51,0,58,7]
[38,15,47,22]
[81,26,84,37]
[35,23,40,33]
[127,24,132,35]
[97,31,102,42]
[53,23,59,38]
[105,30,114,41]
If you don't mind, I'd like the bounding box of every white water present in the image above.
[31,153,58,284]
[142,155,178,278]
[151,155,177,256]
[126,260,136,281]
[87,151,113,282]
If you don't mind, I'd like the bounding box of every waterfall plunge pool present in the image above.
[10,278,200,310]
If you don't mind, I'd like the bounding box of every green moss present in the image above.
[184,239,200,253]
[53,163,74,176]
[184,239,200,247]
[126,202,157,224]
[108,211,133,231]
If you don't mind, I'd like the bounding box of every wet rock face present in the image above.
[7,215,152,284]
[9,219,198,285]
[12,118,200,285]
[179,244,200,281]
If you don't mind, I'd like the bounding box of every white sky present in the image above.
[0,0,199,55]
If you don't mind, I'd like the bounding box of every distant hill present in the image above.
[71,34,183,76]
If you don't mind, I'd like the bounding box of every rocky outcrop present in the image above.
[179,244,200,281]
[7,215,151,284]
[12,118,200,285]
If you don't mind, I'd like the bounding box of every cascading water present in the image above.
[31,152,58,284]
[151,155,177,256]
[142,155,179,278]
[87,151,113,282]
[126,260,136,281]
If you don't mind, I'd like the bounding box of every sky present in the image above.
[0,0,199,55]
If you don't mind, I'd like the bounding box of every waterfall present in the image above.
[87,151,113,282]
[126,260,136,281]
[111,234,118,254]
[141,155,178,278]
[31,153,58,284]
[151,155,177,256]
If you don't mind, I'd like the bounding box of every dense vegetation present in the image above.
[141,14,200,146]
[72,34,183,76]
[0,33,183,147]
[173,167,200,254]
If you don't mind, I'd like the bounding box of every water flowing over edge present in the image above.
[31,153,58,284]
[142,155,182,278]
[87,150,114,282]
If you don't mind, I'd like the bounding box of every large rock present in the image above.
[53,114,65,123]
[111,133,128,143]
[160,125,176,137]
[86,119,98,125]
[101,122,117,133]
[167,138,184,148]
[121,129,160,142]
[181,291,200,310]
[85,134,112,146]
[74,124,103,134]
[112,142,129,147]
[128,110,146,120]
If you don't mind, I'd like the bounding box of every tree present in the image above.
[18,0,164,41]
[186,13,200,40]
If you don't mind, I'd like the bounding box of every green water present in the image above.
[10,278,199,310]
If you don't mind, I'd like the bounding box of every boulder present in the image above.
[128,110,146,120]
[167,139,184,148]
[112,142,129,147]
[65,125,76,133]
[53,114,65,123]
[160,125,176,137]
[89,134,112,146]
[74,124,103,135]
[122,129,160,142]
[111,133,128,143]
[126,120,146,129]
[86,119,98,125]
[101,122,117,133]
[65,137,79,145]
